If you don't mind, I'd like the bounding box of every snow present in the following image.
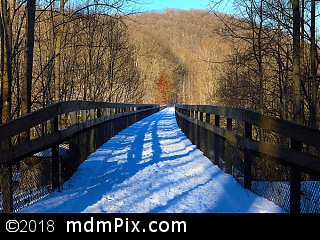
[18,107,287,213]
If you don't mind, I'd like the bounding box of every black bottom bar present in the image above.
[0,213,319,234]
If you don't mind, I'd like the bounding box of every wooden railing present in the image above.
[175,104,320,213]
[0,100,162,213]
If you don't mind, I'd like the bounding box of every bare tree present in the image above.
[21,0,36,140]
[0,0,14,125]
[310,0,317,128]
[292,0,302,123]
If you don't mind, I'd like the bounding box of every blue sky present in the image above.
[142,0,213,12]
[141,0,234,14]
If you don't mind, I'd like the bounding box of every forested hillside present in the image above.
[126,4,320,129]
[125,9,231,105]
[0,1,319,130]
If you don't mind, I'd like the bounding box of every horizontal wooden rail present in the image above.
[175,104,320,213]
[0,110,151,165]
[175,108,320,173]
[0,100,162,213]
[177,104,320,150]
[0,101,157,143]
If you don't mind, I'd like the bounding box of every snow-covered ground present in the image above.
[18,107,286,213]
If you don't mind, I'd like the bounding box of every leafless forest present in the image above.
[0,0,319,129]
[127,1,320,129]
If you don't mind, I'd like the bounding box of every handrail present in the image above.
[175,104,320,213]
[0,100,162,213]
[177,104,320,150]
[0,100,158,142]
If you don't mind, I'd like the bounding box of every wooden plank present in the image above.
[176,109,320,172]
[0,104,59,142]
[243,138,320,172]
[0,106,161,165]
[0,101,159,142]
[0,131,61,164]
[176,105,320,149]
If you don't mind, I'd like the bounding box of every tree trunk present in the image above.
[310,0,317,129]
[292,0,302,124]
[0,0,13,124]
[0,17,3,123]
[54,0,66,103]
[21,0,36,140]
[0,0,14,149]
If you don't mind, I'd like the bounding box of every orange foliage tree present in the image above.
[155,75,171,104]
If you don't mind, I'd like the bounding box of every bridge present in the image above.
[0,101,320,213]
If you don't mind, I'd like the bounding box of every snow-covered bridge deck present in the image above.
[18,107,286,213]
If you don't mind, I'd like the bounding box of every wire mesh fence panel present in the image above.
[228,145,245,185]
[249,153,291,212]
[300,171,320,213]
[12,156,52,212]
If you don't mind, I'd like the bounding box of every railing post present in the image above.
[205,113,210,124]
[214,115,220,127]
[180,109,187,136]
[188,110,193,143]
[97,109,102,118]
[227,118,232,131]
[51,115,60,189]
[213,115,220,165]
[205,113,211,157]
[194,110,200,148]
[198,111,204,152]
[89,109,95,154]
[80,108,89,162]
[96,109,103,148]
[244,121,252,190]
[225,118,233,174]
[290,140,301,213]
